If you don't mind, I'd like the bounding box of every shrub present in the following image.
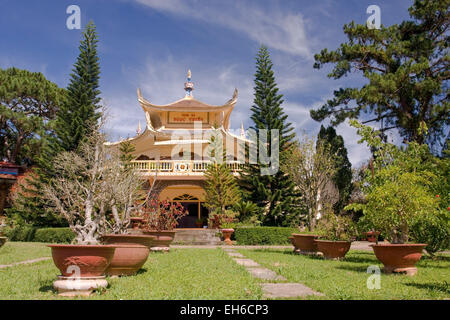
[2,225,37,241]
[316,212,357,241]
[34,228,75,244]
[410,210,450,257]
[235,227,298,245]
[2,226,75,243]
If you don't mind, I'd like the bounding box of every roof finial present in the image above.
[184,69,194,98]
[136,120,142,135]
[240,121,245,137]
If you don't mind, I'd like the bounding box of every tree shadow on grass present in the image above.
[403,281,450,295]
[136,268,148,275]
[39,282,55,294]
[335,265,371,273]
[342,256,378,264]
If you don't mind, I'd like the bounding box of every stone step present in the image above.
[173,229,222,245]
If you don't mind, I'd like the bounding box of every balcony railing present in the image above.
[131,160,243,174]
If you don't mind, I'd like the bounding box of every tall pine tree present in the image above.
[56,20,102,151]
[239,46,302,226]
[8,22,102,227]
[317,125,353,213]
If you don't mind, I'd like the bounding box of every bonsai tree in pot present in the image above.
[141,198,188,251]
[314,210,357,259]
[346,121,439,275]
[42,129,117,294]
[98,145,157,276]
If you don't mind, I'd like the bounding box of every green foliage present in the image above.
[7,22,103,229]
[1,226,75,243]
[234,226,298,245]
[2,224,37,242]
[311,0,450,151]
[0,67,65,164]
[33,228,75,244]
[204,129,242,216]
[315,212,357,241]
[239,45,302,226]
[55,21,102,152]
[346,120,445,244]
[233,201,261,223]
[317,126,353,212]
[411,209,450,256]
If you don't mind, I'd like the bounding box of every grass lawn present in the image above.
[0,243,262,300]
[238,248,450,300]
[0,242,51,265]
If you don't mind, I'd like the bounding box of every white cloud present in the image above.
[135,0,311,58]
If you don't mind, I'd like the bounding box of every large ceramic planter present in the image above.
[315,240,351,260]
[371,243,427,276]
[221,228,234,245]
[48,244,116,277]
[101,234,155,276]
[0,236,7,248]
[143,230,176,251]
[366,231,380,243]
[291,234,319,254]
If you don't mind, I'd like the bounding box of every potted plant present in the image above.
[290,234,319,255]
[314,212,356,260]
[214,213,237,245]
[195,217,205,228]
[346,121,433,275]
[142,198,188,251]
[365,230,380,243]
[97,151,157,276]
[43,131,117,295]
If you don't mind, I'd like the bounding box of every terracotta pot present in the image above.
[315,240,352,259]
[291,234,319,254]
[48,244,116,277]
[143,230,176,249]
[130,217,144,230]
[371,243,427,276]
[195,222,203,228]
[366,231,380,243]
[101,234,155,276]
[0,236,7,248]
[221,228,234,245]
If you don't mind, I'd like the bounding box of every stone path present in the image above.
[0,257,51,269]
[224,248,324,299]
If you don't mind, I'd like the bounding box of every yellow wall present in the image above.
[158,185,206,201]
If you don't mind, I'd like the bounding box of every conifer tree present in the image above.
[317,125,353,213]
[8,22,102,226]
[204,129,241,216]
[239,46,302,226]
[56,21,101,151]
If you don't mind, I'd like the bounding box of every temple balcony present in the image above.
[130,160,243,178]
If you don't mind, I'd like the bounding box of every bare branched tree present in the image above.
[43,129,110,244]
[283,135,338,230]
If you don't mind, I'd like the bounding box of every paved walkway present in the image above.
[223,247,324,299]
[0,257,51,269]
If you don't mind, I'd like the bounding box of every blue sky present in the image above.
[0,0,414,166]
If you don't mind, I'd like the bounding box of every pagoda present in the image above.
[106,71,249,227]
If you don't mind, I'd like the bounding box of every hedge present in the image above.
[234,227,298,245]
[34,228,75,243]
[2,226,75,244]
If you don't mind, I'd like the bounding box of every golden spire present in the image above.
[184,69,194,98]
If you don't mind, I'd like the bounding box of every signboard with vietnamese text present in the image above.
[168,111,209,124]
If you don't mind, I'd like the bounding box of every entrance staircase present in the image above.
[173,228,222,245]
